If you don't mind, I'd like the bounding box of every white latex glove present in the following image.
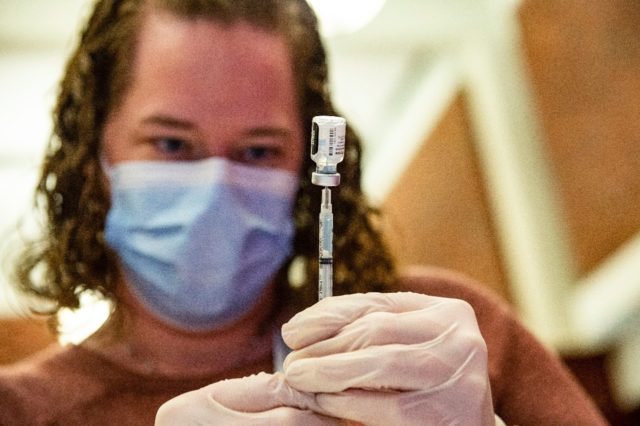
[281,292,495,426]
[155,372,343,425]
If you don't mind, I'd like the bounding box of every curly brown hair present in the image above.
[12,0,397,330]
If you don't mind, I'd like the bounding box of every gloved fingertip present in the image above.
[282,353,293,371]
[282,360,304,384]
[281,323,298,347]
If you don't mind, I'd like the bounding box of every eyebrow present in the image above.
[245,126,293,139]
[141,115,294,139]
[141,115,195,129]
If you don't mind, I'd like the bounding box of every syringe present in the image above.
[310,115,346,300]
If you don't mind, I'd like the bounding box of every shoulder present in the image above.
[0,344,110,425]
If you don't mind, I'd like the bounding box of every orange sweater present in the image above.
[0,267,606,425]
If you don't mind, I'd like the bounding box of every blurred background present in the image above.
[1,0,639,423]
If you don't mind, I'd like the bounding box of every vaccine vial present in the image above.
[310,115,346,187]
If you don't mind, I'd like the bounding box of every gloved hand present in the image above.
[155,372,342,425]
[281,292,495,426]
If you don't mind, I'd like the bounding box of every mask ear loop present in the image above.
[99,154,114,179]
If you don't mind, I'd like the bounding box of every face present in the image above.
[102,8,304,174]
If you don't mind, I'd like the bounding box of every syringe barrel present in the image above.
[318,188,333,300]
[310,116,346,176]
[319,263,333,299]
[319,188,333,259]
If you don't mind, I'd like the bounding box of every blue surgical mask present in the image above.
[104,157,298,331]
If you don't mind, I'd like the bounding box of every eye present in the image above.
[234,145,283,165]
[244,146,273,161]
[155,138,187,154]
[150,137,197,161]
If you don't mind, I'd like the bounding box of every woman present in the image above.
[0,0,606,424]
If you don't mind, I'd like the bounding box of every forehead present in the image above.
[123,8,299,123]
